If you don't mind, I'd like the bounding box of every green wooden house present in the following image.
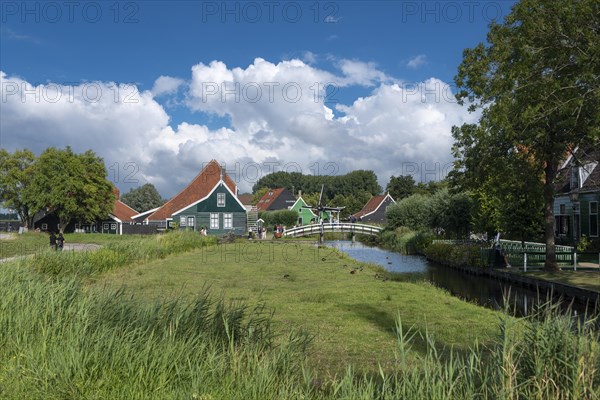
[144,160,247,235]
[172,181,246,235]
[553,148,599,242]
[288,197,331,226]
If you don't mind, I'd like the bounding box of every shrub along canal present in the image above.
[326,240,597,318]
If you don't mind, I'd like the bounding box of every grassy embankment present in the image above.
[1,232,598,398]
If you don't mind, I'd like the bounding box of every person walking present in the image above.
[49,231,57,250]
[56,233,65,251]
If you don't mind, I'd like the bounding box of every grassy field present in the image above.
[1,233,598,398]
[95,240,503,376]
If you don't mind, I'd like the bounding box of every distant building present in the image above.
[34,187,140,234]
[553,148,599,241]
[351,193,396,224]
[256,188,296,211]
[144,160,247,236]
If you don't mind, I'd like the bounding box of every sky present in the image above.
[0,0,517,198]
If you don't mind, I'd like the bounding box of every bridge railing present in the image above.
[282,223,382,237]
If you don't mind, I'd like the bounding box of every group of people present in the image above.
[48,231,65,251]
[248,226,268,240]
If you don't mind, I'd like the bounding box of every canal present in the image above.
[326,240,595,318]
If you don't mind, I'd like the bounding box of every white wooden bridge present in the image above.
[282,223,382,241]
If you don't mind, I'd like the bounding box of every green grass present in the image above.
[0,231,174,260]
[2,259,598,399]
[520,270,600,292]
[95,241,503,376]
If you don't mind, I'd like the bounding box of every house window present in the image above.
[103,223,109,230]
[180,216,187,227]
[210,213,219,229]
[591,202,598,237]
[111,223,117,230]
[187,216,195,228]
[41,223,47,231]
[217,193,226,207]
[224,213,233,229]
[570,167,580,190]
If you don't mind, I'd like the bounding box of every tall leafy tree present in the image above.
[121,183,165,213]
[453,0,600,270]
[29,147,115,233]
[386,175,415,200]
[0,149,37,228]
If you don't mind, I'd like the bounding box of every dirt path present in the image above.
[0,242,101,263]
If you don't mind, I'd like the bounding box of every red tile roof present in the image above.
[237,193,254,205]
[146,160,236,221]
[112,200,138,222]
[352,194,391,219]
[256,188,285,211]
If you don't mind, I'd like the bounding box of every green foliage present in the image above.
[386,190,473,238]
[259,209,299,227]
[453,0,600,269]
[251,186,269,204]
[0,148,37,228]
[378,227,434,255]
[425,242,485,268]
[386,175,415,200]
[252,169,381,201]
[28,147,115,233]
[120,183,165,213]
[386,194,431,231]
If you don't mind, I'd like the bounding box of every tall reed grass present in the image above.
[25,231,217,276]
[2,262,597,399]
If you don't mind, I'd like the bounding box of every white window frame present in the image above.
[187,216,195,228]
[103,223,110,230]
[41,223,47,230]
[217,193,226,207]
[180,216,187,227]
[111,223,117,230]
[210,213,219,229]
[590,201,598,237]
[224,213,233,229]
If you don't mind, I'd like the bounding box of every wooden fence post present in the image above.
[524,252,528,272]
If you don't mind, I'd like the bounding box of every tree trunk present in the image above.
[59,217,71,234]
[543,161,558,271]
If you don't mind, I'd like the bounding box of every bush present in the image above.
[425,242,484,268]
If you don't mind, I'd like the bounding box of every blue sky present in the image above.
[1,1,516,197]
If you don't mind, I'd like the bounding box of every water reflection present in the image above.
[326,241,595,318]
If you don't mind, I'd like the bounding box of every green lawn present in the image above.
[95,240,503,376]
[521,270,600,292]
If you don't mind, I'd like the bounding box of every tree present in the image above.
[121,183,165,213]
[453,0,600,270]
[386,175,415,200]
[29,147,115,233]
[252,187,269,205]
[385,194,431,231]
[0,149,38,228]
